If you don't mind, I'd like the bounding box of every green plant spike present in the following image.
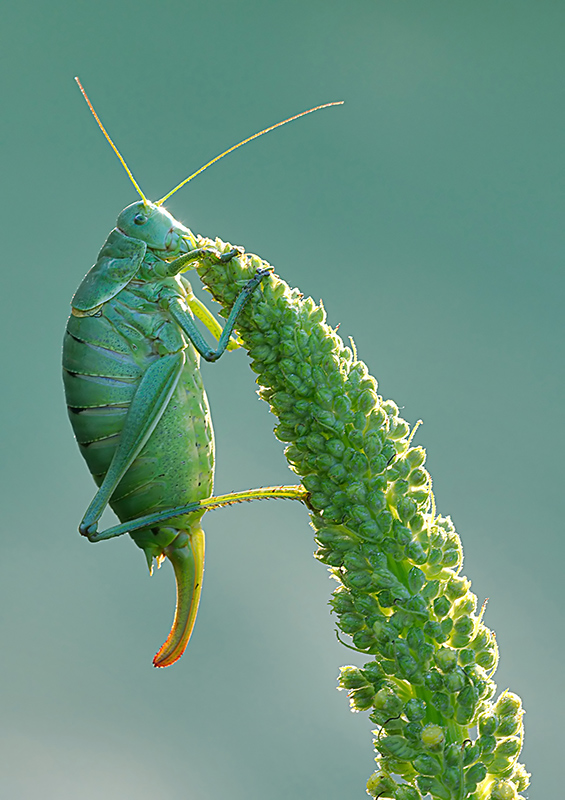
[195,245,530,800]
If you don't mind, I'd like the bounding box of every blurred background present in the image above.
[1,1,563,797]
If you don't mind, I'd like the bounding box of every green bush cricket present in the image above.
[63,78,341,667]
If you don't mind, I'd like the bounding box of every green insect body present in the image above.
[64,80,334,667]
[63,200,267,667]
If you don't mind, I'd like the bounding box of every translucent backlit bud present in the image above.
[511,762,530,791]
[446,577,471,600]
[366,770,396,798]
[489,780,518,800]
[494,691,522,719]
[434,647,458,672]
[405,447,426,470]
[338,666,369,690]
[350,685,376,711]
[408,468,428,487]
[496,714,522,737]
[494,736,521,759]
[420,724,445,749]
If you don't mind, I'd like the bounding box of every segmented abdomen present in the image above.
[62,295,214,527]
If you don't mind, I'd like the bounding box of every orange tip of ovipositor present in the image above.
[152,526,205,668]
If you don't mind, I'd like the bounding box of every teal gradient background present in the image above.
[1,1,563,797]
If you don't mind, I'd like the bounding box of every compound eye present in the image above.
[133,213,147,225]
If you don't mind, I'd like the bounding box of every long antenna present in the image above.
[75,77,148,206]
[156,101,344,206]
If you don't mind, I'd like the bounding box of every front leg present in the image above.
[166,267,272,362]
[164,246,244,277]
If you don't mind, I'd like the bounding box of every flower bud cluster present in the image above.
[196,241,529,800]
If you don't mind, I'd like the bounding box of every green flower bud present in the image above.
[357,520,383,542]
[433,595,452,618]
[395,785,422,800]
[353,630,376,650]
[390,419,410,440]
[343,551,370,571]
[450,631,473,649]
[405,541,428,564]
[494,692,522,719]
[426,548,443,566]
[406,447,426,469]
[434,647,458,672]
[410,489,431,506]
[443,766,462,790]
[424,669,444,692]
[453,616,475,636]
[409,513,426,534]
[346,571,373,590]
[489,780,518,800]
[444,743,463,767]
[494,736,521,759]
[446,577,471,600]
[479,712,499,736]
[397,497,417,523]
[327,463,348,484]
[444,669,466,693]
[456,684,479,714]
[350,685,376,711]
[511,762,531,791]
[496,714,522,737]
[431,691,454,718]
[408,468,428,487]
[377,735,418,761]
[373,687,403,716]
[416,776,451,800]
[405,698,427,722]
[462,742,481,765]
[423,620,443,641]
[404,721,423,742]
[487,755,514,775]
[458,648,476,666]
[465,761,487,787]
[377,590,396,608]
[476,647,498,670]
[478,734,497,754]
[339,666,370,690]
[412,754,442,775]
[362,660,385,683]
[366,770,396,798]
[420,724,445,749]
